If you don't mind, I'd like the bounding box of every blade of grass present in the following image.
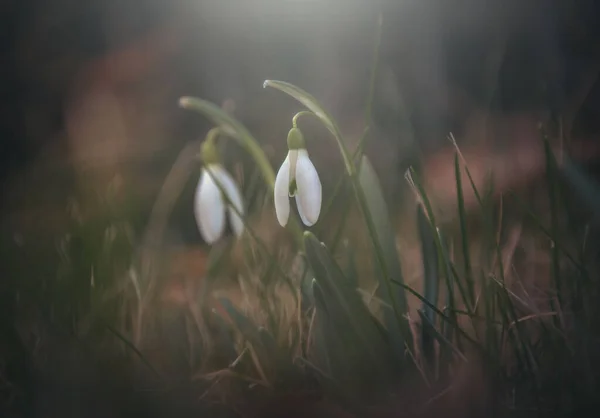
[355,12,383,157]
[543,134,563,315]
[417,204,440,325]
[344,240,359,290]
[218,297,282,384]
[454,153,476,307]
[390,279,485,356]
[417,309,467,363]
[416,204,440,369]
[562,156,600,220]
[358,156,412,356]
[406,167,475,322]
[303,232,391,370]
[104,323,163,382]
[510,191,585,272]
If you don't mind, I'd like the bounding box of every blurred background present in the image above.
[2,0,600,416]
[2,0,600,246]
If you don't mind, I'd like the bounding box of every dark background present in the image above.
[1,2,600,416]
[1,0,600,239]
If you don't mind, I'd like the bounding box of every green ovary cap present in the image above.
[200,135,220,165]
[287,127,306,150]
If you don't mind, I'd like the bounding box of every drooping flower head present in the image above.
[274,127,322,227]
[194,134,245,244]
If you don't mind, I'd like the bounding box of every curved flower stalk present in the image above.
[274,127,322,227]
[194,131,245,244]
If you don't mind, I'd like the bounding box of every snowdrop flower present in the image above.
[194,139,245,244]
[274,127,322,227]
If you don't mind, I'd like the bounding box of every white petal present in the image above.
[295,194,311,226]
[194,167,225,244]
[212,165,245,238]
[274,153,291,226]
[295,149,322,226]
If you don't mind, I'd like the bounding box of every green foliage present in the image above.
[358,156,412,360]
[5,18,600,417]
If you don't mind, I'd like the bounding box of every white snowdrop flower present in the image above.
[194,140,245,244]
[274,127,322,227]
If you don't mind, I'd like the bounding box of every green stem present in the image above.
[311,12,383,229]
[356,12,383,158]
[291,110,356,175]
[292,111,315,129]
[180,97,276,189]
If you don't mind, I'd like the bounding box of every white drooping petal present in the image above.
[295,194,311,226]
[274,152,292,226]
[194,167,226,244]
[294,149,322,226]
[212,165,245,238]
